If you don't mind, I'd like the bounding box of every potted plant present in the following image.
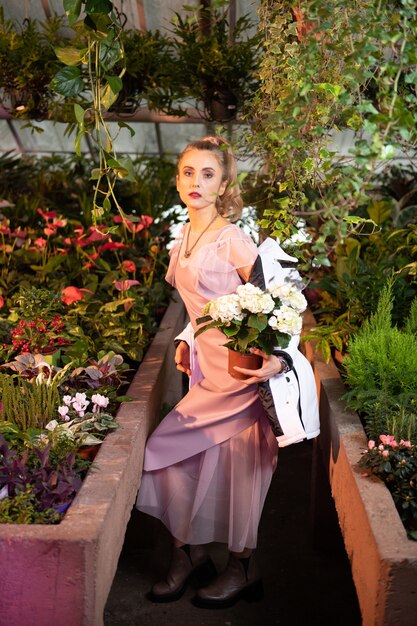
[110,28,179,114]
[170,3,261,121]
[0,9,61,119]
[195,281,306,378]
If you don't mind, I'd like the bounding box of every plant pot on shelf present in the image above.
[204,86,238,122]
[228,350,262,380]
[77,444,101,462]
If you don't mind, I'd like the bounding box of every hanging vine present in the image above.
[50,0,135,224]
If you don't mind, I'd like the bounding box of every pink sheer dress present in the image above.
[136,223,278,552]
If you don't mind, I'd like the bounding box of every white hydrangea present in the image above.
[236,283,275,314]
[269,282,292,300]
[285,289,307,313]
[269,282,307,313]
[268,305,302,335]
[207,293,244,323]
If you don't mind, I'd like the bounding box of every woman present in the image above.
[136,136,318,609]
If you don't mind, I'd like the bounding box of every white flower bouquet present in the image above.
[195,281,307,355]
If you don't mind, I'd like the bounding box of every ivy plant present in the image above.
[247,0,417,265]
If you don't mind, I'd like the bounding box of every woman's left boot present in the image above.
[148,544,216,603]
[192,552,263,609]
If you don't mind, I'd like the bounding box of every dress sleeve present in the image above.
[193,226,258,299]
[215,226,258,271]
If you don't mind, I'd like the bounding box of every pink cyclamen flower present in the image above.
[72,392,89,417]
[382,450,390,458]
[58,405,70,421]
[63,395,73,406]
[368,440,376,450]
[91,393,109,413]
[0,295,4,309]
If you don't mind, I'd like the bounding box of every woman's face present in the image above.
[176,149,227,211]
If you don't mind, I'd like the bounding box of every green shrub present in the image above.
[343,279,417,442]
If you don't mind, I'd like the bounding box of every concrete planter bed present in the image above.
[305,309,417,626]
[0,295,186,626]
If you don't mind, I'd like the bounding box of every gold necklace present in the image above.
[184,214,219,258]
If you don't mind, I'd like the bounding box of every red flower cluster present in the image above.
[6,316,72,355]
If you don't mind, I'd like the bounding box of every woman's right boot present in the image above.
[148,544,216,603]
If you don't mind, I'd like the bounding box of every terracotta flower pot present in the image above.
[228,350,262,380]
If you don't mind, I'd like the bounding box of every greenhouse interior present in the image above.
[0,1,416,625]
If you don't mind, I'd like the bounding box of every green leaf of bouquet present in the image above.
[196,315,212,325]
[194,320,221,337]
[247,314,267,331]
[50,66,84,97]
[223,325,240,337]
[103,196,111,211]
[64,0,82,26]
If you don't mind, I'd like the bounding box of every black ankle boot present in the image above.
[192,553,263,609]
[148,544,216,603]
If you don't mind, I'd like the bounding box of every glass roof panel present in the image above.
[158,122,208,156]
[7,120,90,155]
[109,121,159,154]
[0,121,19,152]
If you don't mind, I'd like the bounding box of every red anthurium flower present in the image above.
[86,227,109,243]
[119,260,136,273]
[113,279,140,291]
[37,207,58,220]
[61,286,84,306]
[44,226,57,237]
[98,241,128,252]
[114,214,153,235]
[141,215,153,228]
[34,237,47,249]
[11,228,27,239]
